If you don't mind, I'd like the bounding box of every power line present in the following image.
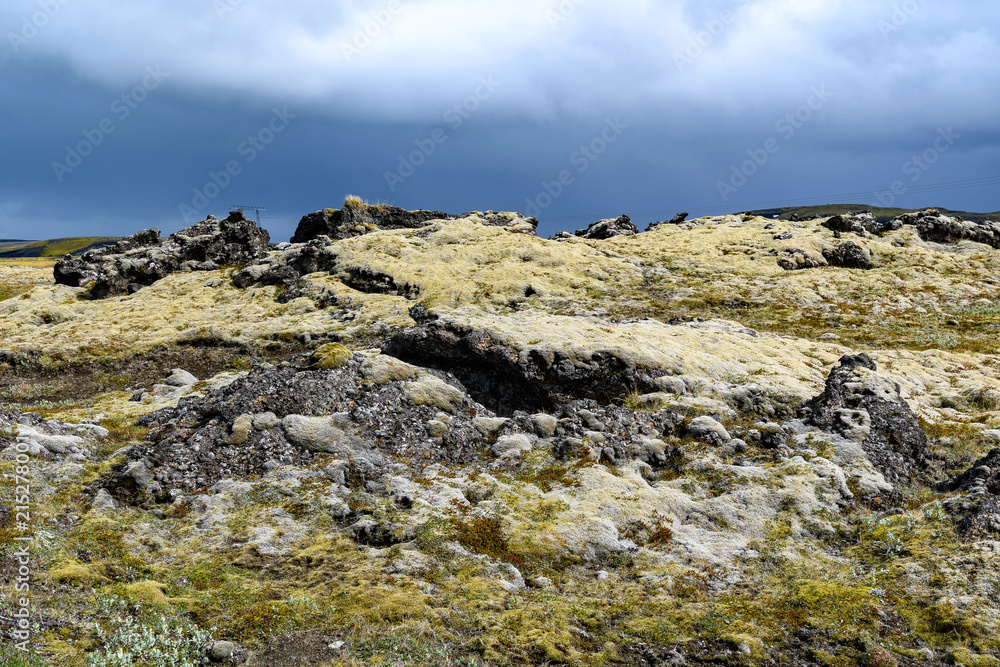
[230,204,267,224]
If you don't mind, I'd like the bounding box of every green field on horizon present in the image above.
[0,236,120,258]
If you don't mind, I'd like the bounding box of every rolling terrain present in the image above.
[1,202,1000,666]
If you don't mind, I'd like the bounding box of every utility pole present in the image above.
[230,204,267,225]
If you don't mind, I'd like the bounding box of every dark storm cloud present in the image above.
[0,0,997,241]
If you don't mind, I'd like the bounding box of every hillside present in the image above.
[2,202,1000,666]
[0,236,120,258]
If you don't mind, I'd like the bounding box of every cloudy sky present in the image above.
[1,0,998,241]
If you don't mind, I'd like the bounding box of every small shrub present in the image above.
[87,595,212,667]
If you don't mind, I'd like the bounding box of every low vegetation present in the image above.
[3,206,1000,665]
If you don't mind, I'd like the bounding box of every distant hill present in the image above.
[0,236,120,258]
[0,240,36,251]
[741,204,1000,224]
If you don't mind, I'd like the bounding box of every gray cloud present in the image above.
[0,0,997,241]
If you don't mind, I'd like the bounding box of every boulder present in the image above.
[281,414,367,457]
[798,354,928,484]
[492,433,536,457]
[163,368,198,387]
[90,489,118,513]
[822,212,881,236]
[823,241,872,269]
[54,211,270,298]
[575,214,638,240]
[686,416,731,445]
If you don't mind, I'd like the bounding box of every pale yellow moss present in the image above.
[48,559,109,586]
[123,580,171,606]
[949,647,1000,667]
[402,375,466,414]
[358,351,420,384]
[304,343,352,370]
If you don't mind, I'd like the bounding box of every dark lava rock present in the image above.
[337,266,420,299]
[383,320,659,415]
[54,211,270,298]
[575,214,638,240]
[896,209,1000,248]
[798,353,929,484]
[101,355,686,507]
[232,237,338,289]
[53,228,163,288]
[823,212,881,236]
[290,201,457,243]
[937,447,1000,541]
[103,358,492,506]
[778,248,823,270]
[549,399,681,469]
[823,241,872,269]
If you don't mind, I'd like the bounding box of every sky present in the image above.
[1,0,999,241]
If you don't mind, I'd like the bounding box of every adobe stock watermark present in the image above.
[341,0,403,62]
[523,116,628,218]
[873,127,960,207]
[6,447,35,653]
[7,0,71,53]
[51,66,169,183]
[878,0,926,39]
[178,107,295,223]
[716,85,833,202]
[384,76,501,192]
[546,0,586,28]
[674,0,751,71]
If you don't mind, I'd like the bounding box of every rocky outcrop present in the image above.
[574,214,638,240]
[822,212,882,236]
[823,241,872,269]
[234,208,538,300]
[53,211,270,298]
[798,354,928,484]
[232,237,338,289]
[102,351,684,507]
[290,202,458,243]
[778,248,824,270]
[104,354,485,505]
[383,316,660,415]
[897,209,1000,248]
[938,448,1000,540]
